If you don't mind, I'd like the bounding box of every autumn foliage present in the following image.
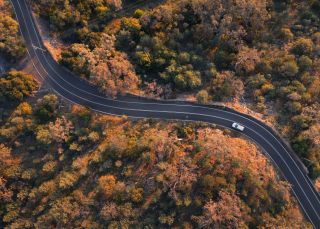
[36,0,320,179]
[0,95,311,228]
[0,0,26,62]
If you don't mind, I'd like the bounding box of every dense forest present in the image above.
[31,0,320,180]
[0,85,311,227]
[0,0,317,227]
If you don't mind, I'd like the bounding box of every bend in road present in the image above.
[10,0,320,227]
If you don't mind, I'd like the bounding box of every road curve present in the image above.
[10,0,320,227]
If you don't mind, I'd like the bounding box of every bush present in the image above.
[291,38,313,56]
[174,70,202,90]
[279,28,294,41]
[0,13,26,62]
[0,71,38,101]
[280,60,299,78]
[298,56,313,71]
[291,135,312,158]
[35,94,58,123]
[133,9,144,18]
[197,90,210,104]
[130,188,144,203]
[214,49,236,70]
[285,101,302,114]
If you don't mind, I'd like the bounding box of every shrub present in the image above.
[279,28,294,41]
[0,71,38,101]
[291,38,313,56]
[0,13,26,62]
[298,56,313,71]
[197,90,210,104]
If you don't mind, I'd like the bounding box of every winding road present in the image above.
[10,0,320,227]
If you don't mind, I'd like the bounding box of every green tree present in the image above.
[35,94,58,123]
[298,56,313,71]
[291,135,312,158]
[280,60,299,78]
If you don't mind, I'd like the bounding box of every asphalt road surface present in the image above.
[10,0,320,227]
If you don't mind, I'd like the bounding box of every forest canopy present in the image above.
[0,0,317,226]
[33,0,320,179]
[0,92,311,228]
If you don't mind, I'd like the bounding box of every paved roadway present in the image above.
[10,0,320,227]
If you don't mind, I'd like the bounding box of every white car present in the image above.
[232,122,245,131]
